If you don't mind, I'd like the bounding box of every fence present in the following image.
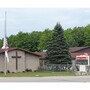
[40,64,72,71]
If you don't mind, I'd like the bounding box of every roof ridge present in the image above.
[0,47,41,57]
[70,46,90,53]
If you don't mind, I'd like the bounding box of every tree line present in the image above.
[0,24,90,52]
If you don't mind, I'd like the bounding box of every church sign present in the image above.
[75,53,90,73]
[76,56,88,60]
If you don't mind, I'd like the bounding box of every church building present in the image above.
[0,48,41,73]
[0,46,90,73]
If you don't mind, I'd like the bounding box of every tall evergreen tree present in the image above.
[45,23,72,64]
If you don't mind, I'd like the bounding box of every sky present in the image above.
[0,0,90,90]
[0,8,90,39]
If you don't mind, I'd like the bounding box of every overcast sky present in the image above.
[0,8,90,39]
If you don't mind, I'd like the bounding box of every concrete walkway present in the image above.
[0,76,90,82]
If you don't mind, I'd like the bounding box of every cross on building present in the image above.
[12,51,21,70]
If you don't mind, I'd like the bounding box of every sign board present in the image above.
[76,56,88,60]
[76,54,89,65]
[76,54,89,60]
[79,65,86,72]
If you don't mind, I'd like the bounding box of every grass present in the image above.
[0,71,75,77]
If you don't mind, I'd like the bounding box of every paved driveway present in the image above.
[0,76,90,82]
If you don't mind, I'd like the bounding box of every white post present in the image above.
[4,12,7,76]
[4,52,7,75]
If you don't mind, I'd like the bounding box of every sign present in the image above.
[76,53,89,60]
[76,56,87,60]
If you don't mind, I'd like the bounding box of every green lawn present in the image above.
[0,71,75,77]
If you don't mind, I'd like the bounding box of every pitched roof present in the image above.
[0,48,41,57]
[33,47,90,59]
[33,52,46,60]
[33,52,46,57]
[69,47,90,53]
[70,52,90,59]
[0,47,90,59]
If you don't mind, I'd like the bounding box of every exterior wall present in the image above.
[16,50,25,72]
[7,51,16,72]
[7,50,25,72]
[0,50,40,73]
[0,53,4,72]
[26,53,40,71]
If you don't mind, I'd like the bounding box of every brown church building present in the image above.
[35,47,90,60]
[0,47,90,73]
[34,47,90,69]
[0,48,41,73]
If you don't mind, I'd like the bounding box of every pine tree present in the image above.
[45,23,72,64]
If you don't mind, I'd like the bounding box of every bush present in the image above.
[22,71,25,73]
[7,70,10,73]
[12,72,15,73]
[28,69,32,72]
[25,69,32,72]
[25,69,29,72]
[0,71,4,73]
[34,70,37,72]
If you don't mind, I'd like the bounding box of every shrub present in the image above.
[28,69,32,72]
[25,69,32,72]
[34,70,37,72]
[25,69,29,72]
[7,70,10,73]
[12,72,15,73]
[22,71,25,73]
[0,71,4,73]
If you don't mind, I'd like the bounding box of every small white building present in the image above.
[0,48,41,73]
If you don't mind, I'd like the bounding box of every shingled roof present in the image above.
[0,48,41,57]
[69,47,90,53]
[33,47,90,59]
[70,52,90,59]
[33,52,46,60]
[0,47,90,59]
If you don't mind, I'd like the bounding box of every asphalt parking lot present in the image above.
[0,76,90,82]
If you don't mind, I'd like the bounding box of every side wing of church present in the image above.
[0,48,41,73]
